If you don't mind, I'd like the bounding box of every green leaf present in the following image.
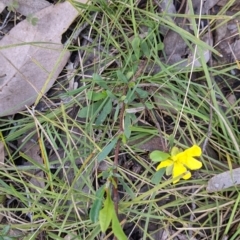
[113,103,120,122]
[89,186,105,223]
[106,90,117,100]
[131,36,141,50]
[87,91,107,101]
[151,168,166,184]
[112,211,127,240]
[131,36,141,59]
[1,225,10,235]
[31,17,38,26]
[117,70,128,83]
[157,42,164,50]
[140,41,150,57]
[118,177,134,198]
[95,98,112,125]
[125,88,136,104]
[102,170,110,179]
[135,87,149,99]
[78,100,104,118]
[7,0,19,12]
[2,236,15,240]
[149,150,170,162]
[93,73,109,90]
[26,14,38,26]
[97,137,118,162]
[99,190,114,232]
[124,113,132,139]
[126,71,134,79]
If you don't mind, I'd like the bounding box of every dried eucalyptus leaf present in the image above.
[206,168,240,192]
[204,0,222,11]
[19,139,45,190]
[0,1,88,116]
[0,2,5,13]
[2,0,51,16]
[230,39,240,59]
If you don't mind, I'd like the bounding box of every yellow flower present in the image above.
[156,145,202,183]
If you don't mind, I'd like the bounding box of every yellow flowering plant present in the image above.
[150,145,202,183]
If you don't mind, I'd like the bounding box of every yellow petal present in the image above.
[182,171,191,180]
[183,157,202,170]
[156,159,173,171]
[184,145,202,157]
[172,162,187,183]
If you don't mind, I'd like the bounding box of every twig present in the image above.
[112,61,146,240]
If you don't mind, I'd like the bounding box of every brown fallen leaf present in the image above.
[206,168,240,192]
[0,2,5,13]
[0,0,88,116]
[1,0,51,16]
[20,139,45,190]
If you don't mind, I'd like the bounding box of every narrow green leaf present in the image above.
[106,90,117,100]
[149,150,170,162]
[112,211,127,240]
[126,71,134,79]
[0,179,11,189]
[117,70,128,83]
[131,36,141,50]
[89,186,105,223]
[121,134,127,144]
[2,237,14,240]
[113,103,120,122]
[97,137,118,162]
[95,98,112,125]
[99,190,114,233]
[93,73,109,90]
[87,91,107,101]
[157,42,164,50]
[78,100,103,118]
[118,177,134,198]
[140,41,150,57]
[135,87,149,99]
[1,225,10,235]
[124,113,132,139]
[131,36,141,59]
[102,170,110,179]
[125,88,136,104]
[151,168,166,184]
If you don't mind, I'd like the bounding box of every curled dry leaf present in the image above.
[1,0,51,16]
[206,168,240,192]
[0,1,88,116]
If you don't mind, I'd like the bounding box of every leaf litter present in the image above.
[0,0,87,116]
